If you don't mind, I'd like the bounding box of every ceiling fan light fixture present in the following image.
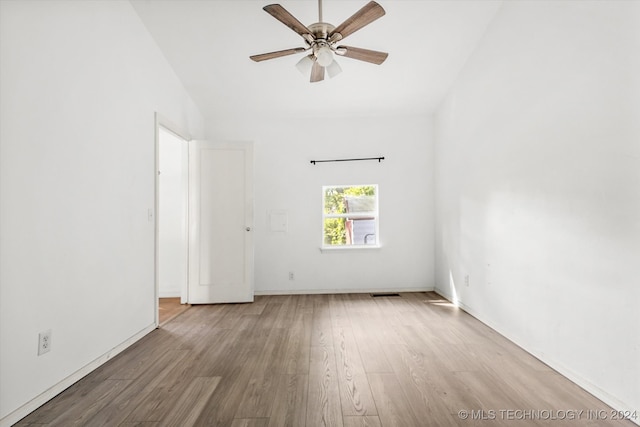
[251,1,388,83]
[296,54,314,75]
[315,45,334,67]
[326,59,342,78]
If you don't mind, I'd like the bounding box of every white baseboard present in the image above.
[0,323,157,427]
[254,286,435,296]
[433,288,639,426]
[158,290,181,298]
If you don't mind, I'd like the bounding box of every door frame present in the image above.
[154,112,191,327]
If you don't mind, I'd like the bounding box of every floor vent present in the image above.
[370,293,401,298]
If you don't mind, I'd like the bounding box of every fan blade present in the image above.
[250,47,306,62]
[310,60,325,83]
[336,45,388,65]
[263,4,314,43]
[329,1,385,42]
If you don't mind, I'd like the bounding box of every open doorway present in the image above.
[156,118,190,326]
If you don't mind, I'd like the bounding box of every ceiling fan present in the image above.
[250,0,388,83]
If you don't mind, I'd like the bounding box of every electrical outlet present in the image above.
[289,272,295,281]
[464,275,470,287]
[38,330,52,356]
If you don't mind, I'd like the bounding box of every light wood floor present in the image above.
[16,293,634,426]
[159,297,189,325]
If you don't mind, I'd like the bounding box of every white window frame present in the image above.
[321,184,380,251]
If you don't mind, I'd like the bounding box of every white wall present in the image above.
[158,128,188,298]
[0,1,204,423]
[434,0,639,415]
[209,114,435,294]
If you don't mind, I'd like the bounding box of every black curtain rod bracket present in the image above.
[310,156,385,165]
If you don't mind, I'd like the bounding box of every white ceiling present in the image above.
[130,0,503,121]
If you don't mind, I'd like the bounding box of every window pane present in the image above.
[351,218,377,244]
[324,218,347,245]
[324,188,346,214]
[344,195,376,214]
[324,186,376,214]
[323,218,377,246]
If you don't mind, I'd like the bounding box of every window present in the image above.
[322,185,379,248]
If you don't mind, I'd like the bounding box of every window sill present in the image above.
[320,245,381,253]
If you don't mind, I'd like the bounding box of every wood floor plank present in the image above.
[87,330,177,382]
[267,374,309,427]
[343,415,382,427]
[190,374,254,427]
[341,293,376,314]
[281,311,312,374]
[124,330,226,418]
[391,328,519,425]
[296,293,315,314]
[158,306,224,353]
[472,347,567,409]
[15,292,636,427]
[235,327,288,418]
[187,327,241,377]
[374,300,486,422]
[348,312,393,374]
[451,370,537,425]
[214,303,251,326]
[367,372,422,427]
[158,376,221,426]
[307,344,344,427]
[47,379,132,426]
[84,349,190,426]
[15,375,102,424]
[256,300,282,330]
[376,323,462,426]
[332,326,377,416]
[241,295,268,315]
[192,327,271,426]
[329,295,377,416]
[119,422,160,426]
[329,294,352,328]
[158,297,189,325]
[273,295,298,329]
[230,418,269,427]
[311,294,333,348]
[122,377,193,423]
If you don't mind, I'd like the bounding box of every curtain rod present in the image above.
[310,156,385,165]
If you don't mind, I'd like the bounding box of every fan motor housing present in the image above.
[308,22,335,41]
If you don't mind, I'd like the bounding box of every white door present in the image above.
[188,141,254,304]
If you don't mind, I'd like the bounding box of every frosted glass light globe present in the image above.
[315,46,334,67]
[296,55,314,74]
